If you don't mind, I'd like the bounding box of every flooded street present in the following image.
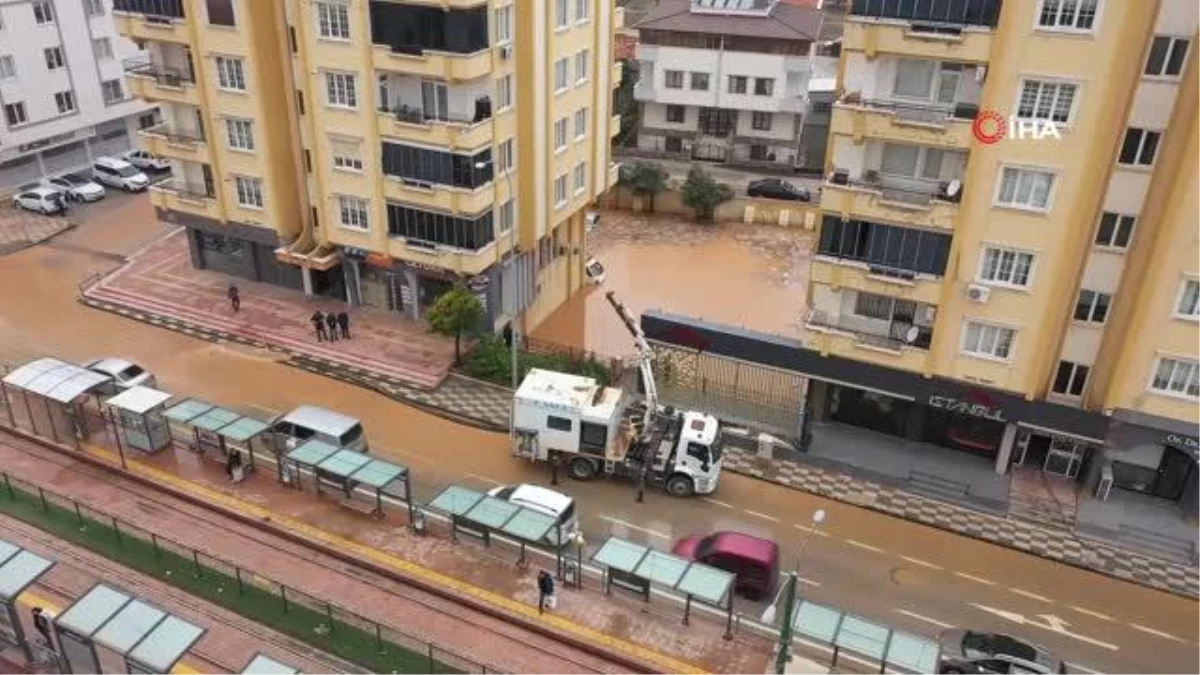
[531,210,813,357]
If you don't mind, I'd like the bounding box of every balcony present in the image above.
[124,62,199,106]
[150,180,220,220]
[832,95,977,147]
[804,308,933,372]
[372,45,492,82]
[139,125,209,164]
[112,11,189,44]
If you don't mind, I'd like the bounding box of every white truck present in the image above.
[510,292,724,497]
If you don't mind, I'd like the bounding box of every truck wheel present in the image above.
[567,457,597,481]
[666,474,694,497]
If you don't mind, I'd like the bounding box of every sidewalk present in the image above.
[0,205,74,256]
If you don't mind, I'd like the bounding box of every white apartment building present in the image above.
[0,0,156,193]
[631,0,835,172]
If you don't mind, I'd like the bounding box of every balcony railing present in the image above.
[807,308,933,351]
[143,124,204,144]
[849,0,1002,29]
[124,59,194,88]
[113,0,185,20]
[839,93,980,126]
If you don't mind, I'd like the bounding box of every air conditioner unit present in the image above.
[497,45,512,60]
[966,284,991,303]
[975,65,988,83]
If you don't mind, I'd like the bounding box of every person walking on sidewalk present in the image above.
[337,311,351,340]
[325,312,340,342]
[227,284,240,313]
[311,311,327,342]
[537,570,555,614]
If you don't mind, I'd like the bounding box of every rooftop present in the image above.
[636,0,823,40]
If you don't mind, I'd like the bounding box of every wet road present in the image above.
[0,200,1196,673]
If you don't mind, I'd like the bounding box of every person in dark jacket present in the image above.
[337,311,351,339]
[311,311,327,342]
[537,570,555,614]
[325,311,340,342]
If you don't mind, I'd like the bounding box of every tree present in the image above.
[426,286,484,365]
[680,167,734,223]
[624,161,669,213]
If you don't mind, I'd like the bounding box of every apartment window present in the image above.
[575,0,590,22]
[554,118,568,150]
[751,112,772,131]
[497,138,513,173]
[880,143,961,182]
[387,203,495,250]
[1145,36,1190,78]
[996,167,1055,211]
[1150,357,1199,398]
[54,91,75,114]
[331,138,363,171]
[92,38,113,61]
[554,58,569,92]
[961,321,1016,360]
[338,196,370,231]
[978,247,1035,288]
[498,198,514,234]
[1037,0,1098,31]
[573,161,586,194]
[494,4,512,43]
[554,174,568,207]
[0,56,15,81]
[1118,127,1161,166]
[44,47,64,71]
[1017,79,1076,123]
[555,0,569,29]
[817,216,952,277]
[4,102,28,126]
[753,77,774,96]
[496,75,513,110]
[101,79,124,104]
[1094,212,1135,249]
[205,0,236,26]
[1176,279,1200,318]
[690,72,709,91]
[325,72,357,108]
[728,76,747,94]
[215,57,246,91]
[1052,361,1090,397]
[235,176,264,208]
[225,118,255,151]
[1074,289,1111,323]
[32,1,54,24]
[574,108,587,139]
[316,2,350,40]
[665,105,685,123]
[665,70,684,89]
[84,0,105,17]
[575,49,589,83]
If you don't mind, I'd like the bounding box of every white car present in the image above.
[487,483,579,546]
[12,187,66,215]
[43,175,106,203]
[84,358,157,392]
[122,149,171,172]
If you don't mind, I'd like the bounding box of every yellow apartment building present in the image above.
[802,0,1198,537]
[113,0,622,333]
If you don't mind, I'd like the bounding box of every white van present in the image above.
[487,483,578,546]
[270,405,368,453]
[92,157,150,192]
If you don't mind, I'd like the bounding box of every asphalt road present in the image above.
[0,197,1196,674]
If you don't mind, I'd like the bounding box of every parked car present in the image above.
[84,358,157,392]
[43,174,106,202]
[746,178,811,202]
[12,187,67,215]
[487,483,578,546]
[123,149,171,172]
[936,629,1065,674]
[92,157,150,192]
[673,530,780,600]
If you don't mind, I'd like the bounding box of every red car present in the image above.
[673,531,780,600]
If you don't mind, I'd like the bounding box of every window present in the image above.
[215,57,246,91]
[817,216,952,277]
[4,102,27,126]
[206,0,236,26]
[386,203,495,250]
[751,112,772,131]
[1037,0,1098,31]
[498,198,514,234]
[1052,361,1090,396]
[101,79,124,104]
[961,321,1016,360]
[235,176,264,208]
[496,75,513,110]
[574,108,587,139]
[554,118,568,150]
[92,38,113,61]
[1118,127,1160,166]
[547,415,572,431]
[316,2,350,40]
[497,138,513,173]
[32,1,54,24]
[573,161,586,194]
[574,49,589,83]
[54,91,75,114]
[554,58,569,91]
[996,167,1055,211]
[325,72,357,108]
[494,4,512,43]
[666,104,685,123]
[0,56,15,81]
[225,118,255,151]
[1017,79,1076,123]
[44,47,64,70]
[978,247,1035,288]
[664,70,684,89]
[1094,212,1135,249]
[880,143,962,182]
[338,196,370,231]
[1145,36,1189,78]
[575,0,589,22]
[728,76,747,94]
[690,72,709,91]
[1151,358,1199,398]
[331,138,363,171]
[554,173,568,207]
[84,0,105,17]
[555,0,569,29]
[1176,279,1199,318]
[754,77,774,96]
[1074,289,1111,323]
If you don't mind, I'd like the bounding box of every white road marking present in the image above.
[702,497,733,509]
[1128,623,1185,643]
[896,609,953,629]
[1068,605,1114,622]
[843,538,884,553]
[599,516,671,540]
[954,571,997,586]
[463,473,502,486]
[743,509,780,523]
[1009,587,1053,603]
[794,523,831,537]
[899,555,944,571]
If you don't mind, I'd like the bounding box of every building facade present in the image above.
[113,0,622,332]
[0,0,156,193]
[804,0,1198,531]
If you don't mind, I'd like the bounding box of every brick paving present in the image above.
[0,205,74,255]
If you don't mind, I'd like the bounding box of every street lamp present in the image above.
[761,509,826,674]
[474,159,520,403]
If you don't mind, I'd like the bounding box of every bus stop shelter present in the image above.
[0,538,55,662]
[53,583,205,675]
[591,536,736,638]
[105,386,173,456]
[282,440,413,520]
[241,652,302,674]
[2,357,111,447]
[163,399,270,478]
[789,600,940,673]
[427,485,565,573]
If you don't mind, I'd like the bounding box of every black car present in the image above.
[936,629,1065,674]
[746,178,811,202]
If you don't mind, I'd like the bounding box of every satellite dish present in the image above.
[945,179,962,198]
[905,326,920,344]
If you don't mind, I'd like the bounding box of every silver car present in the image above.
[84,358,157,392]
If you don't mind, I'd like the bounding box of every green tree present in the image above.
[426,286,484,365]
[680,166,734,223]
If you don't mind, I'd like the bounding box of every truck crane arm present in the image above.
[604,291,658,436]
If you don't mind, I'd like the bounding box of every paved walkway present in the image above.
[0,205,74,255]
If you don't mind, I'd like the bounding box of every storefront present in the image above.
[342,248,499,327]
[1101,410,1199,514]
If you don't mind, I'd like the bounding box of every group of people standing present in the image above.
[311,310,351,342]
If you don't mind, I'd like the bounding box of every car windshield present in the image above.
[117,165,142,177]
[962,632,1039,663]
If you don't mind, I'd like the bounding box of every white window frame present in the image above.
[32,1,55,24]
[574,108,587,140]
[1015,78,1078,125]
[553,174,568,208]
[572,161,586,195]
[44,46,64,71]
[1034,0,1100,33]
[554,118,568,152]
[1118,127,1161,167]
[225,118,255,152]
[315,1,351,41]
[1052,360,1091,397]
[1174,277,1199,320]
[496,75,513,111]
[215,56,246,92]
[337,195,370,231]
[498,198,514,235]
[1148,356,1199,400]
[977,246,1036,289]
[555,0,570,29]
[0,56,16,81]
[554,58,569,93]
[54,90,75,114]
[1093,211,1135,250]
[575,0,590,23]
[1144,35,1190,79]
[960,320,1017,362]
[234,176,264,209]
[993,165,1057,212]
[497,138,514,174]
[92,38,113,61]
[574,49,589,84]
[494,4,513,44]
[324,71,358,109]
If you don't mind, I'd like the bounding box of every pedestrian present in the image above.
[326,311,340,342]
[337,311,351,340]
[311,311,327,342]
[32,606,54,648]
[537,570,555,614]
[227,284,240,312]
